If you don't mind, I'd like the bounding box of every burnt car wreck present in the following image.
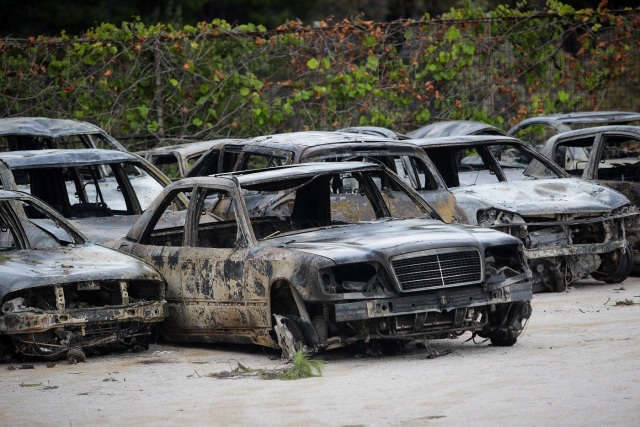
[412,135,637,292]
[0,191,166,362]
[539,125,640,270]
[0,116,128,152]
[0,149,171,243]
[112,162,532,359]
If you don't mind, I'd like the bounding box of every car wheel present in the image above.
[478,301,532,347]
[0,337,14,363]
[273,314,316,360]
[592,248,634,284]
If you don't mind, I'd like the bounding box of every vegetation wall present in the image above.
[1,3,638,149]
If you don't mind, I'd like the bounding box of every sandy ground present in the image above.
[1,279,639,427]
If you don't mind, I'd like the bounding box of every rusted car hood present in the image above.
[452,178,629,216]
[261,218,517,261]
[0,244,162,296]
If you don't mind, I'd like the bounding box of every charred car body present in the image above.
[0,117,127,152]
[188,131,466,223]
[0,149,171,243]
[338,126,410,140]
[540,125,640,268]
[407,120,508,139]
[508,111,640,148]
[0,191,166,361]
[410,135,636,292]
[139,139,240,180]
[112,162,532,358]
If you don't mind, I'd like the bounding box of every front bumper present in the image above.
[334,280,531,323]
[0,300,166,334]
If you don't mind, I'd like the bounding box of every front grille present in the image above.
[391,249,482,292]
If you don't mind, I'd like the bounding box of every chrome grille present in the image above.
[391,249,482,292]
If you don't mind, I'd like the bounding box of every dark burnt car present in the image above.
[0,191,166,362]
[0,149,171,243]
[111,162,532,358]
[407,120,508,139]
[338,126,410,140]
[508,111,640,148]
[188,131,465,223]
[539,125,640,268]
[139,138,241,180]
[0,117,127,152]
[410,135,636,292]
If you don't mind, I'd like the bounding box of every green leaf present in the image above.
[446,26,461,41]
[307,58,319,70]
[240,87,250,96]
[558,91,570,103]
[192,117,203,126]
[169,79,179,87]
[416,109,431,123]
[363,35,378,48]
[366,56,379,71]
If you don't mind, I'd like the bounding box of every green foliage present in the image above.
[615,299,636,306]
[207,351,325,381]
[0,4,638,147]
[268,350,325,380]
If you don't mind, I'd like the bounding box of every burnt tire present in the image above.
[294,317,320,348]
[478,301,532,347]
[273,315,318,359]
[591,248,634,284]
[0,336,15,363]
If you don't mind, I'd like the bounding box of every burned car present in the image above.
[188,131,466,223]
[540,125,640,268]
[508,111,640,148]
[410,135,636,292]
[139,139,240,180]
[0,117,128,152]
[0,149,171,243]
[407,120,508,139]
[338,126,410,140]
[0,191,166,362]
[111,162,533,358]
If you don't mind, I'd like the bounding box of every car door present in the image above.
[589,132,640,207]
[121,185,263,343]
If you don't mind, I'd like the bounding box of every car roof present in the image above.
[243,138,424,155]
[542,125,640,150]
[180,161,386,187]
[508,111,640,133]
[409,134,522,147]
[0,148,143,169]
[407,121,508,138]
[547,124,640,139]
[243,131,397,148]
[337,126,410,140]
[143,139,241,157]
[0,117,108,137]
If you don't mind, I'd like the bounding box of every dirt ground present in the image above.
[1,278,639,427]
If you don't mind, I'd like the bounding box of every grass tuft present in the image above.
[208,350,325,381]
[268,350,324,380]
